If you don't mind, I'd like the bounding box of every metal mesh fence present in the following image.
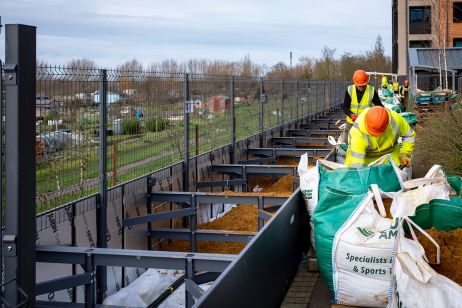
[413,72,462,92]
[234,77,260,141]
[34,66,346,212]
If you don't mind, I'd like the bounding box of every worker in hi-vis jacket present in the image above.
[341,70,383,143]
[345,106,415,168]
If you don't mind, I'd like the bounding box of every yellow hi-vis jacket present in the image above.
[346,84,375,124]
[345,108,415,168]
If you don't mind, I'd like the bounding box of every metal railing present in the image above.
[34,66,348,212]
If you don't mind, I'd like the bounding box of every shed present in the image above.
[206,95,231,113]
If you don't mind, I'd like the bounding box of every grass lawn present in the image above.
[36,97,317,210]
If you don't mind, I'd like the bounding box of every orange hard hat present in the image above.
[353,70,369,86]
[404,79,409,85]
[365,106,389,136]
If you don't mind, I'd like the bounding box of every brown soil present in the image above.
[164,175,294,254]
[416,227,462,285]
[248,176,276,190]
[276,158,300,166]
[239,174,294,196]
[276,157,314,167]
[373,198,393,219]
[164,204,257,254]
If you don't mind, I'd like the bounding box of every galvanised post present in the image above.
[96,68,108,303]
[85,252,96,308]
[190,194,197,252]
[295,80,299,120]
[183,73,190,192]
[306,81,310,122]
[147,175,154,251]
[4,24,36,307]
[229,76,235,164]
[257,197,264,231]
[185,256,195,308]
[259,77,264,148]
[315,81,319,118]
[0,59,3,290]
[280,80,284,130]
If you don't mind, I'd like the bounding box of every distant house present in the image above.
[92,91,121,105]
[75,92,91,101]
[206,95,231,113]
[36,96,61,120]
[123,89,136,96]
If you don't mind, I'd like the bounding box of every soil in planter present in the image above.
[416,227,462,286]
[164,175,294,254]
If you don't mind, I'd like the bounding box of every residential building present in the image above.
[393,0,462,78]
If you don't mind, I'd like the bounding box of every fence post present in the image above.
[3,24,37,307]
[96,68,108,303]
[280,80,284,135]
[259,77,264,147]
[183,73,190,192]
[229,76,235,164]
[295,80,299,120]
[306,81,310,121]
[315,81,319,118]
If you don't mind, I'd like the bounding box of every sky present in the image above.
[0,0,392,69]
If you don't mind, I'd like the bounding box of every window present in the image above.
[454,38,462,47]
[409,40,432,48]
[409,6,431,34]
[454,2,462,22]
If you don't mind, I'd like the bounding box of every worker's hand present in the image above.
[400,154,411,168]
[351,114,358,122]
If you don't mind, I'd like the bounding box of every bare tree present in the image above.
[365,36,391,73]
[117,59,143,71]
[314,46,337,80]
[266,62,290,79]
[67,58,97,69]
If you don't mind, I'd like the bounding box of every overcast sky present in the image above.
[0,0,392,69]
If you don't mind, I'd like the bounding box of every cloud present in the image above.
[0,0,391,68]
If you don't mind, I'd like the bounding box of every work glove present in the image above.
[350,114,358,122]
[400,154,411,168]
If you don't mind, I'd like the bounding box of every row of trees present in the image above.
[38,35,391,81]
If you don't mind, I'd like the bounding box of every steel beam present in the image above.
[247,147,331,158]
[186,279,204,300]
[148,228,255,242]
[212,164,296,175]
[36,302,85,308]
[230,76,235,164]
[193,272,221,285]
[195,195,287,206]
[287,129,341,137]
[122,208,195,227]
[150,192,287,206]
[237,157,276,164]
[4,24,37,307]
[183,73,190,192]
[97,68,108,303]
[271,137,331,146]
[36,273,92,295]
[151,192,192,203]
[258,210,273,222]
[196,179,246,188]
[36,246,235,272]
